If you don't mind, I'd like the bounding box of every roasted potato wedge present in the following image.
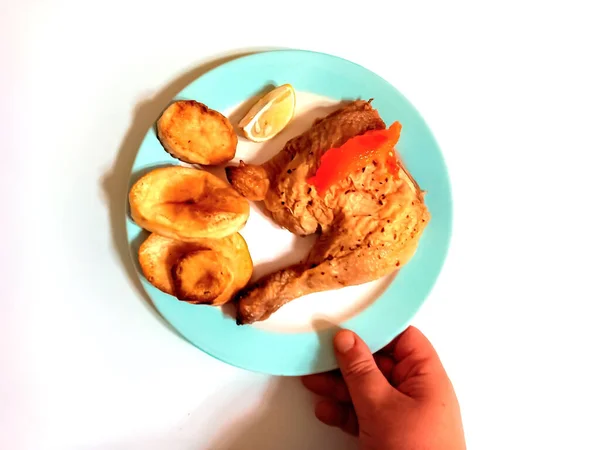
[157,100,237,165]
[129,166,250,240]
[172,251,233,303]
[137,234,202,295]
[138,232,253,305]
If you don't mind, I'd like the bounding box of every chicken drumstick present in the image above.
[226,100,430,325]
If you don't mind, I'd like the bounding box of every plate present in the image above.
[126,50,452,376]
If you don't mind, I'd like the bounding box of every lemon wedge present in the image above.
[238,84,296,142]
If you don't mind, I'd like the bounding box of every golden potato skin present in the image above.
[171,251,233,304]
[138,233,203,295]
[138,233,253,306]
[129,166,250,241]
[157,100,237,166]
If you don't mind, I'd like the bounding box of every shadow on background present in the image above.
[81,377,357,450]
[204,377,356,450]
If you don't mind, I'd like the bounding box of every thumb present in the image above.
[333,330,390,411]
[392,326,450,398]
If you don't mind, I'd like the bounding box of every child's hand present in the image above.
[302,327,466,450]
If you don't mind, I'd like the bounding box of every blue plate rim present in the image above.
[125,49,453,376]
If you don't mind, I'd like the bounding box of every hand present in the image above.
[301,326,466,450]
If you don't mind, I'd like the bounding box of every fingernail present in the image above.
[334,330,356,354]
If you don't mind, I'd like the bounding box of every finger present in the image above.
[301,373,352,402]
[333,329,391,410]
[391,326,448,397]
[374,353,395,382]
[379,335,401,356]
[393,326,439,362]
[315,399,359,436]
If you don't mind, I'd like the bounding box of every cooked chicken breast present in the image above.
[226,100,430,324]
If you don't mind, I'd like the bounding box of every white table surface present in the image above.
[3,1,600,449]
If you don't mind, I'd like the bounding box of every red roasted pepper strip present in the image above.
[307,121,402,194]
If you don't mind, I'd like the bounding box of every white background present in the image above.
[2,1,600,449]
